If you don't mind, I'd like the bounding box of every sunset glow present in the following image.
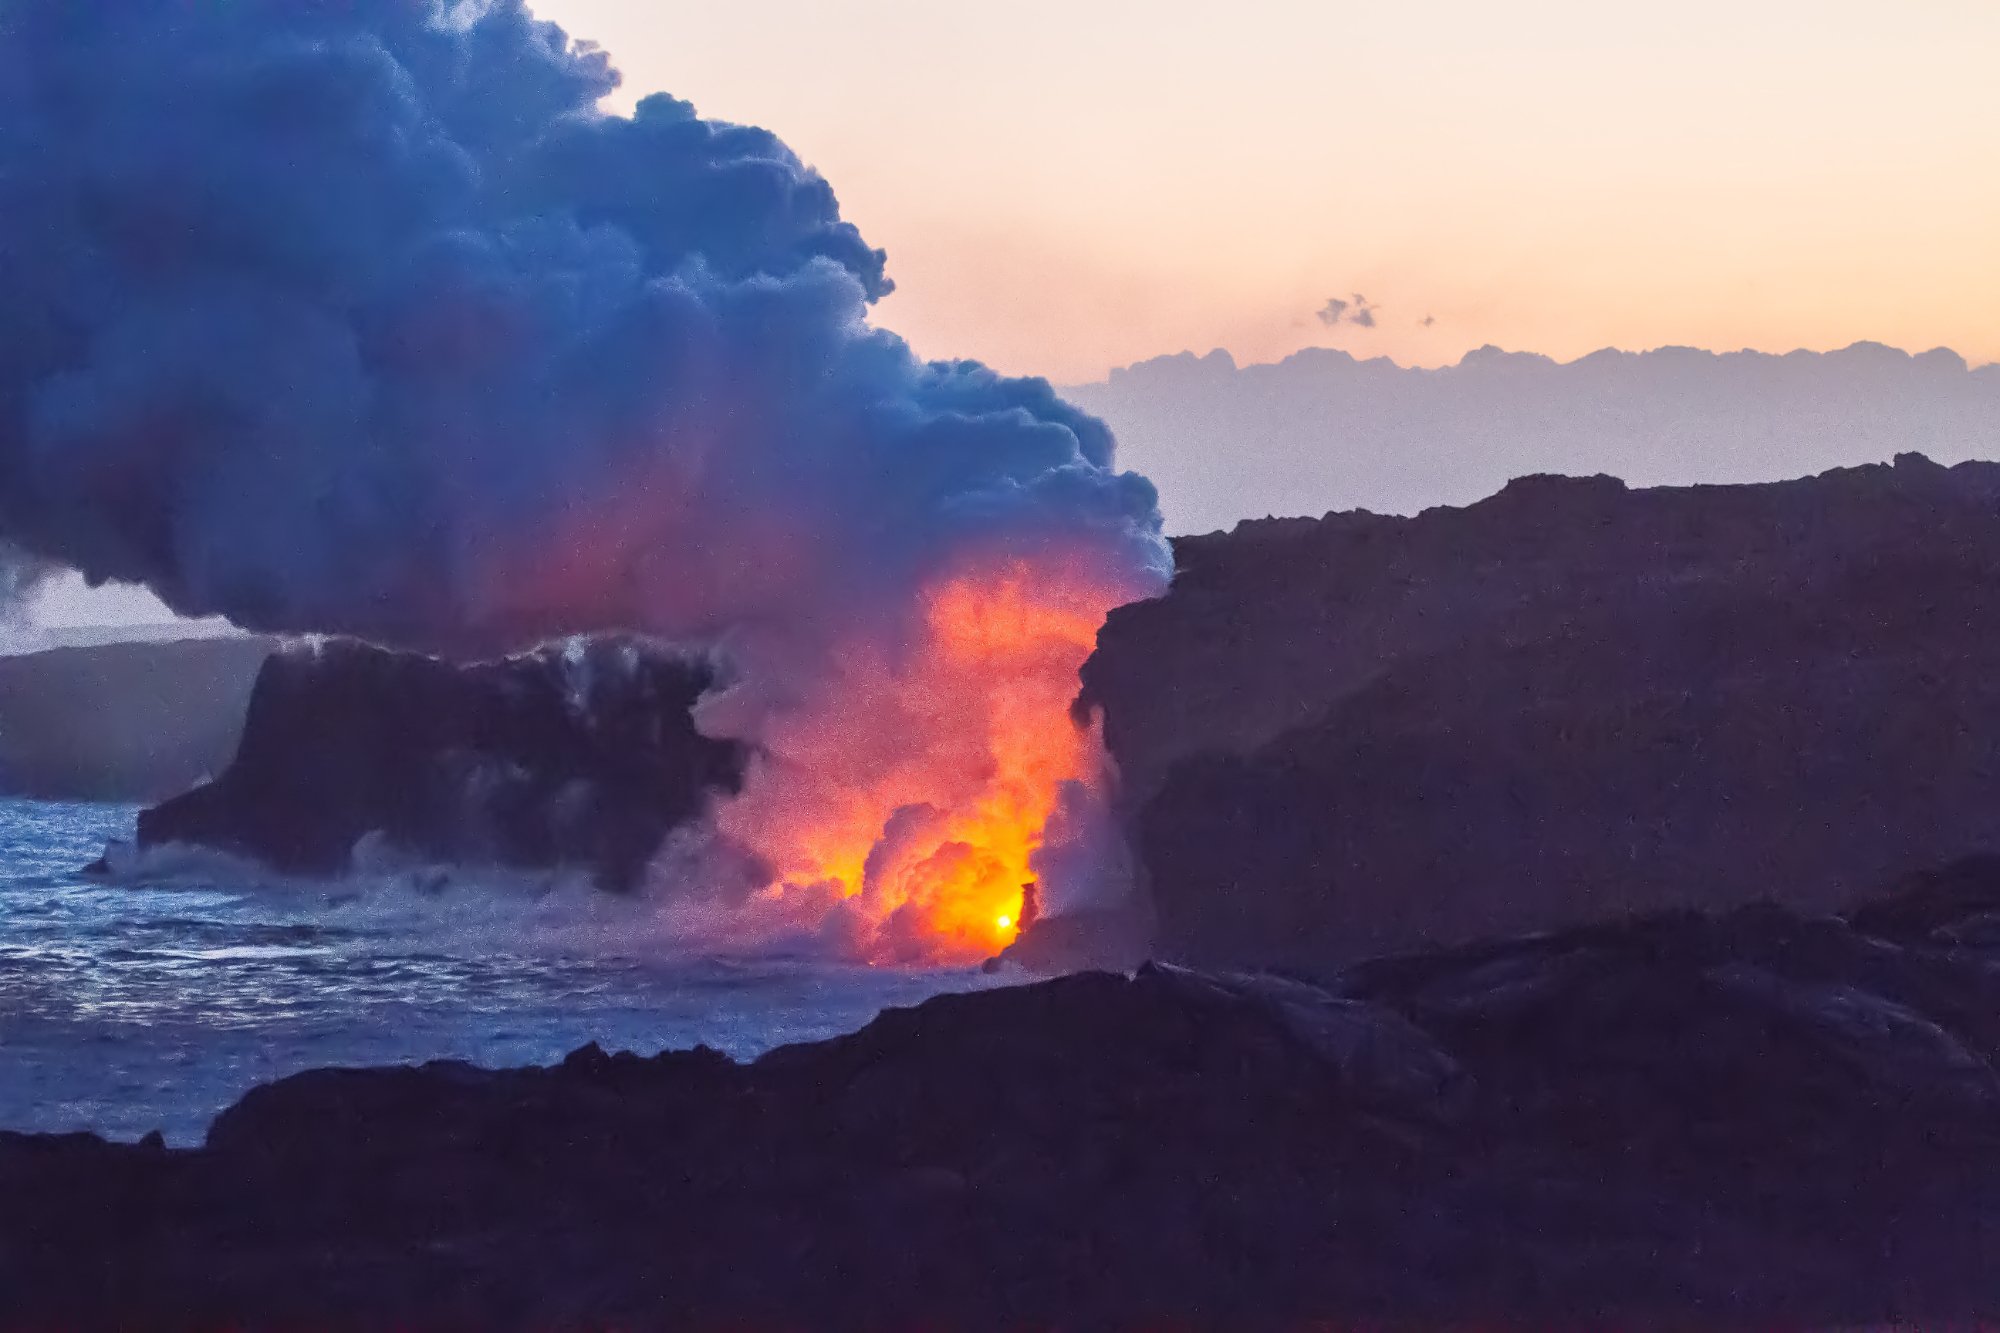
[545,0,2000,381]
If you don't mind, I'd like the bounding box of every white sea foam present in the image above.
[0,799,1014,1146]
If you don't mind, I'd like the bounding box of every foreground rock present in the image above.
[127,637,746,891]
[9,864,2000,1327]
[1083,454,2000,965]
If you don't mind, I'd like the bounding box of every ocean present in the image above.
[0,799,1007,1146]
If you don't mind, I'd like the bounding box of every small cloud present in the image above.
[1317,292,1379,330]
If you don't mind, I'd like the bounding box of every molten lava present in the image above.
[712,552,1134,965]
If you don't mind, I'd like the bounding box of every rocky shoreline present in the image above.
[10,859,2000,1327]
[23,458,2000,1324]
[96,458,2000,978]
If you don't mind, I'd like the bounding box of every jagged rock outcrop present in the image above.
[1081,454,2000,966]
[127,637,746,891]
[9,864,2000,1326]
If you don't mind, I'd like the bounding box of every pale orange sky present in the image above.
[537,0,2000,382]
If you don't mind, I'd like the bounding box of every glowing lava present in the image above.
[709,552,1139,965]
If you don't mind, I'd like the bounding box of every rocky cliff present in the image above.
[130,637,746,892]
[8,861,2000,1326]
[1081,454,2000,965]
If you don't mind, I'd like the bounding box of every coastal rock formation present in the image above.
[7,865,2000,1326]
[1081,454,2000,966]
[127,637,746,892]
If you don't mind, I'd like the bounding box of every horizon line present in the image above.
[1072,339,2000,387]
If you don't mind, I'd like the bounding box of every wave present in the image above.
[83,833,990,975]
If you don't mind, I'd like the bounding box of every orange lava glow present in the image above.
[713,552,1132,965]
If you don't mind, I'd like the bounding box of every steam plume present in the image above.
[0,543,56,623]
[0,1,1168,958]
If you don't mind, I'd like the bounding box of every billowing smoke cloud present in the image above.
[0,1,1169,958]
[0,0,1164,655]
[1317,293,1378,330]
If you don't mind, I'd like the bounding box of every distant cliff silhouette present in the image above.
[1081,454,2000,966]
[0,637,275,802]
[1067,343,2000,534]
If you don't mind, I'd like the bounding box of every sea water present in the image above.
[0,799,1007,1145]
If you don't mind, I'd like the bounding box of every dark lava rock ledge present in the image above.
[11,859,2000,1327]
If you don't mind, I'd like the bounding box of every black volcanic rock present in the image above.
[9,872,2000,1326]
[1082,455,2000,966]
[131,637,746,891]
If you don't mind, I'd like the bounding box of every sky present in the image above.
[22,0,2000,632]
[541,0,2000,382]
